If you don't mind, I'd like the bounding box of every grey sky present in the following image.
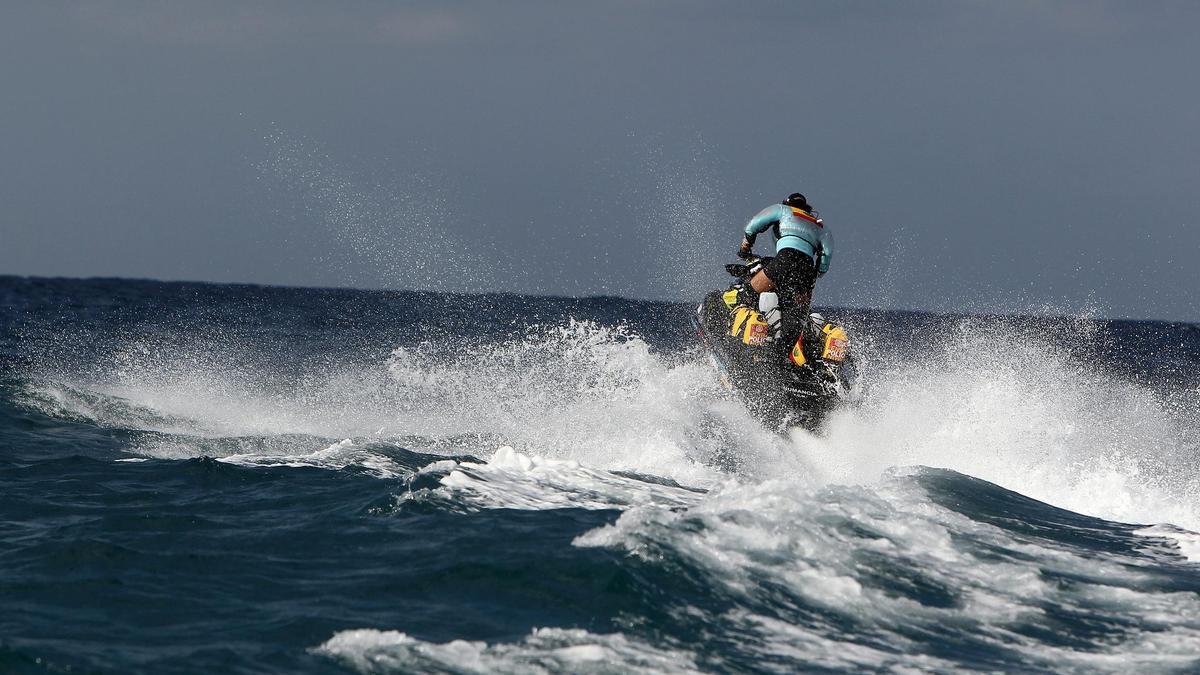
[1,1,1197,321]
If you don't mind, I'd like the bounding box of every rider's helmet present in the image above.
[783,193,810,211]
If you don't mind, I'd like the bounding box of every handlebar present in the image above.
[724,256,773,279]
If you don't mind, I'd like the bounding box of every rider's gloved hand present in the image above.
[736,238,754,260]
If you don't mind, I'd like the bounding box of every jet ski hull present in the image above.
[693,290,852,432]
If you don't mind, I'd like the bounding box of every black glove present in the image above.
[736,237,754,259]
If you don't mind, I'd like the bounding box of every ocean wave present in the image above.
[15,307,1200,535]
[5,277,1200,672]
[16,320,731,484]
[316,627,701,675]
[575,469,1200,672]
[218,438,409,478]
[400,446,709,512]
[800,315,1200,531]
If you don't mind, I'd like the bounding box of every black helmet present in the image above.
[783,193,810,211]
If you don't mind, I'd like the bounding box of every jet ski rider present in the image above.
[736,192,832,350]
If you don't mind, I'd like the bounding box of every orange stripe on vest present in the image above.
[788,207,821,226]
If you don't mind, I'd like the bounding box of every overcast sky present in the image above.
[2,1,1197,321]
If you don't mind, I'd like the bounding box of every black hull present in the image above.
[693,291,847,432]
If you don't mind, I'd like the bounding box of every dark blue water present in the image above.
[3,275,1200,673]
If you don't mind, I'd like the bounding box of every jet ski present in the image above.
[692,256,858,431]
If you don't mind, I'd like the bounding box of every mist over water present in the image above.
[256,128,500,293]
[808,316,1200,529]
[34,299,1200,529]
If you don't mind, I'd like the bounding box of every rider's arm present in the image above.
[742,205,784,246]
[817,226,832,275]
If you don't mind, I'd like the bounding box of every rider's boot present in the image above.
[758,292,782,343]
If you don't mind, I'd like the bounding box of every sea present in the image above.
[2,274,1199,674]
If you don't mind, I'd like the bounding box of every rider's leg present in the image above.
[758,291,781,337]
[762,250,818,356]
[750,270,775,293]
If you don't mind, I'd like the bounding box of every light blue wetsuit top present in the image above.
[743,204,832,274]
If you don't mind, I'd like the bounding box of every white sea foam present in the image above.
[1135,524,1200,563]
[422,446,707,511]
[27,321,735,486]
[316,626,701,674]
[218,438,406,478]
[576,474,1200,671]
[781,316,1200,531]
[374,321,730,483]
[23,307,1200,537]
